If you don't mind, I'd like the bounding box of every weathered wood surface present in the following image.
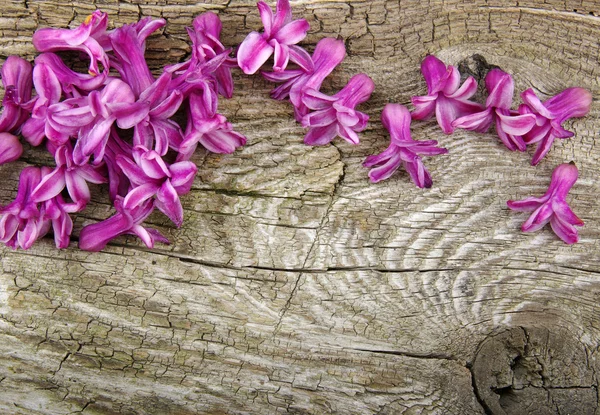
[1,0,600,414]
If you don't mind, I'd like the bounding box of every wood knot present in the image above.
[471,327,598,415]
[456,54,500,103]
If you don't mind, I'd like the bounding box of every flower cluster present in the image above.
[238,0,375,146]
[0,11,247,251]
[0,3,592,250]
[404,55,590,243]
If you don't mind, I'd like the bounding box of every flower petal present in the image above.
[30,167,66,203]
[304,123,338,146]
[496,111,536,136]
[0,133,23,165]
[382,104,413,143]
[257,1,274,37]
[237,31,274,75]
[420,55,449,95]
[274,19,310,45]
[156,180,184,227]
[452,109,493,133]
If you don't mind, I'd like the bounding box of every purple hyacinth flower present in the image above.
[0,133,23,165]
[262,37,346,121]
[519,87,592,165]
[38,166,83,249]
[114,73,184,156]
[78,196,169,252]
[0,167,50,250]
[187,12,237,98]
[452,69,536,151]
[237,0,310,74]
[34,53,107,95]
[411,55,483,134]
[21,62,64,146]
[32,11,109,77]
[104,129,133,201]
[109,17,166,97]
[116,146,197,227]
[179,91,247,158]
[0,56,33,134]
[30,142,107,207]
[42,194,75,249]
[168,49,230,118]
[363,104,448,187]
[507,162,584,244]
[46,78,137,164]
[301,73,374,146]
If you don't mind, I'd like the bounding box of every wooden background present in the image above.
[1,1,600,414]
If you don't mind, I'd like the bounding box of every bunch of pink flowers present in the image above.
[0,0,593,250]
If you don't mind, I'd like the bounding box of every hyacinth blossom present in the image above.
[262,37,346,120]
[452,69,537,151]
[412,55,483,134]
[21,62,64,146]
[237,0,310,74]
[301,73,375,145]
[507,162,584,244]
[29,142,107,208]
[519,87,592,165]
[0,56,33,134]
[78,196,169,252]
[32,10,110,77]
[186,12,237,98]
[117,146,197,227]
[0,167,82,250]
[179,92,247,158]
[364,104,448,187]
[0,10,247,251]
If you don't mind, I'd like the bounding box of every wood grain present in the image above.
[1,1,600,414]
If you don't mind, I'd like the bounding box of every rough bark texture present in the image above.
[1,1,600,414]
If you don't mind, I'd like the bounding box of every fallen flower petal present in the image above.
[412,55,483,134]
[519,87,592,165]
[452,68,536,151]
[237,0,309,74]
[507,162,583,244]
[302,73,374,146]
[364,104,448,187]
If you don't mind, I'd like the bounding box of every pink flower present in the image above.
[519,87,592,165]
[78,196,169,252]
[32,11,110,77]
[411,55,483,134]
[237,0,310,74]
[507,162,583,244]
[179,91,247,158]
[0,167,48,250]
[301,73,374,145]
[34,53,106,94]
[21,62,63,146]
[114,73,184,156]
[187,12,236,98]
[262,37,346,121]
[116,146,197,227]
[0,56,33,134]
[45,78,137,164]
[452,69,536,151]
[109,17,166,97]
[29,142,107,207]
[364,104,448,187]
